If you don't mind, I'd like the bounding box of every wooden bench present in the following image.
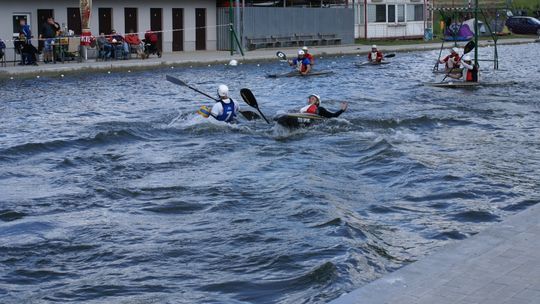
[246,36,273,50]
[318,33,342,45]
[271,35,295,48]
[294,34,320,46]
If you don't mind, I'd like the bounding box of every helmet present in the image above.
[298,50,305,56]
[451,47,459,53]
[462,54,472,61]
[371,45,377,49]
[217,84,229,98]
[302,46,308,51]
[308,94,321,105]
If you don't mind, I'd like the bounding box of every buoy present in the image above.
[60,74,64,78]
[36,75,40,79]
[10,77,14,80]
[128,70,131,73]
[107,71,111,74]
[208,64,211,67]
[229,59,238,66]
[170,66,174,69]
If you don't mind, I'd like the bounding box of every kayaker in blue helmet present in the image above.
[205,84,239,123]
[300,94,348,118]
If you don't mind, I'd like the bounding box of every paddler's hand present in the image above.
[340,102,348,111]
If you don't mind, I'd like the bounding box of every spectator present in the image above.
[109,29,129,59]
[143,30,161,58]
[0,38,5,62]
[19,19,32,42]
[14,33,38,65]
[96,32,112,60]
[40,17,60,63]
[124,29,144,59]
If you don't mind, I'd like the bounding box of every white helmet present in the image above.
[217,84,229,98]
[298,50,305,56]
[308,94,321,105]
[462,54,472,61]
[451,47,459,53]
[371,45,377,49]
[302,46,308,51]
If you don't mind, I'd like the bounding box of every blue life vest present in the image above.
[216,99,237,122]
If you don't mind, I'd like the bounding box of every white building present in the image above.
[352,0,429,39]
[0,0,217,56]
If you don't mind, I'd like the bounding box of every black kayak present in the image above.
[274,113,325,128]
[267,70,334,78]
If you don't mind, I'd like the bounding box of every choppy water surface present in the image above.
[1,43,539,303]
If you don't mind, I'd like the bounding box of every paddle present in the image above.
[384,53,396,58]
[440,41,475,83]
[166,75,259,121]
[276,51,287,61]
[240,88,270,124]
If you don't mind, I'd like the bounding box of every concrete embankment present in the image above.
[0,38,537,80]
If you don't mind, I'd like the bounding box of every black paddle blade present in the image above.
[276,51,287,61]
[240,88,258,108]
[239,110,261,121]
[166,75,187,87]
[384,53,396,58]
[464,41,475,54]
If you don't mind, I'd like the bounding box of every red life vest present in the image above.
[305,104,318,114]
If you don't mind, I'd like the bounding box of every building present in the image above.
[352,0,429,39]
[0,0,217,58]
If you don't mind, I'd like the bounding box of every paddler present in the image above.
[458,54,479,82]
[288,50,312,75]
[300,94,348,118]
[302,46,314,65]
[198,84,239,123]
[438,47,461,70]
[368,45,383,63]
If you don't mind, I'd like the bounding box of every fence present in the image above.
[217,7,354,51]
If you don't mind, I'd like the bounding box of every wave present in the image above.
[350,115,472,129]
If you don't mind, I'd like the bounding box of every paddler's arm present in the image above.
[301,64,311,75]
[318,102,348,118]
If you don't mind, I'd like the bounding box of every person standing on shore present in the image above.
[39,17,60,63]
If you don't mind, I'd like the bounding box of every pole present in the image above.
[474,0,478,64]
[229,0,234,55]
[235,0,241,51]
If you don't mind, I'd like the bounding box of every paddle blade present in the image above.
[463,41,475,54]
[166,75,187,87]
[240,88,258,108]
[384,53,396,58]
[276,51,287,61]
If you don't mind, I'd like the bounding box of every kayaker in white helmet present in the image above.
[439,47,461,70]
[368,45,384,63]
[288,49,312,75]
[302,46,314,65]
[198,84,239,123]
[458,54,479,82]
[300,94,348,118]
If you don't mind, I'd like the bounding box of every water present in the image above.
[1,43,539,304]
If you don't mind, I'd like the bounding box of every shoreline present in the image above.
[1,38,537,80]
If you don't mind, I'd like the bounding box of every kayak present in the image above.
[355,61,390,67]
[267,70,334,78]
[274,113,325,128]
[424,81,518,88]
[433,68,463,74]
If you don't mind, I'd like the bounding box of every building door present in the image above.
[150,8,163,51]
[172,8,184,51]
[195,8,206,51]
[67,7,82,35]
[124,7,138,34]
[98,8,112,35]
[37,9,54,51]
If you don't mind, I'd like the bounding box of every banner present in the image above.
[80,0,92,46]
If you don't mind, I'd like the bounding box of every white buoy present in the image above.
[170,66,174,69]
[128,70,131,73]
[60,74,64,78]
[10,77,14,80]
[107,71,111,74]
[36,75,40,79]
[208,64,211,67]
[229,59,238,66]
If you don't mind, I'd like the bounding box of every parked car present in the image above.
[505,16,540,35]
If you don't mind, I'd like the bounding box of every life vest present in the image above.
[369,51,382,62]
[216,99,237,122]
[465,65,479,82]
[300,104,318,114]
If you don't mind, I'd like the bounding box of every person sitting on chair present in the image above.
[109,29,129,59]
[124,29,144,59]
[97,33,112,60]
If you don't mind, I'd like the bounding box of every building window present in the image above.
[356,3,365,24]
[388,5,395,23]
[368,4,386,23]
[397,5,405,22]
[407,4,424,21]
